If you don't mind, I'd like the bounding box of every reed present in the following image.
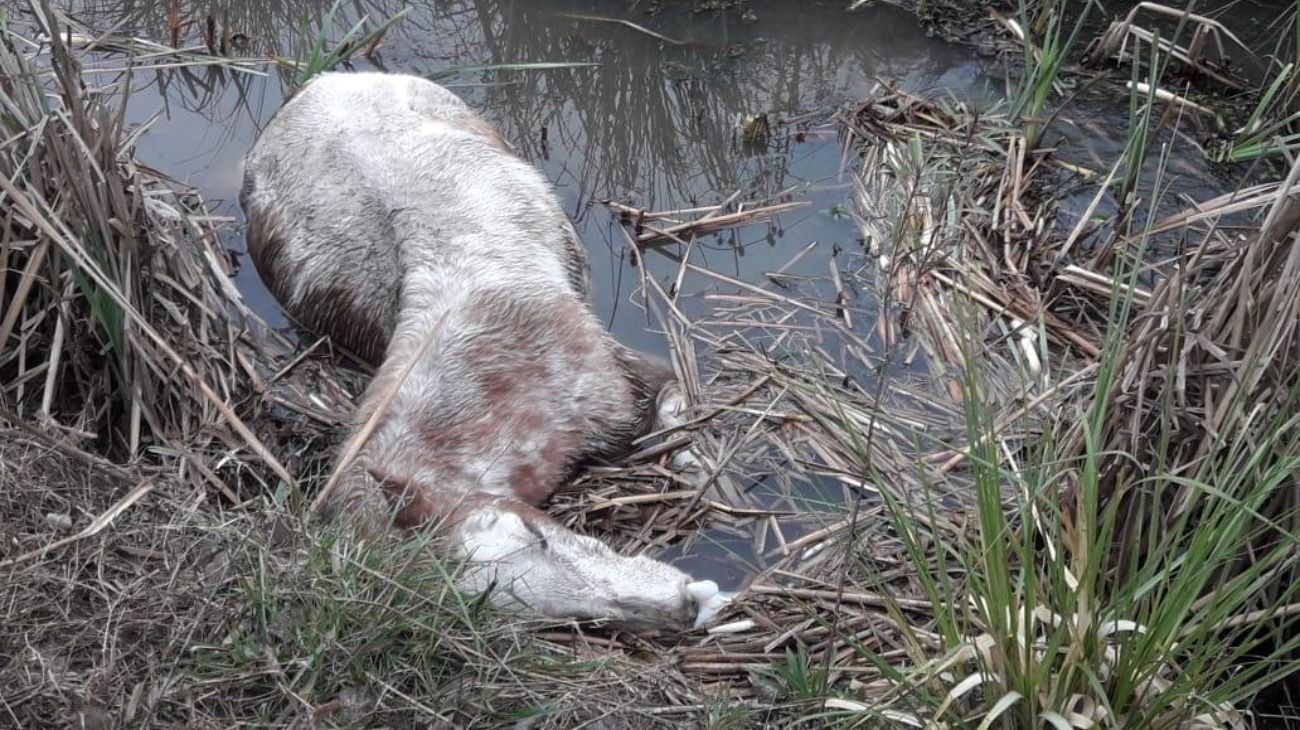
[1008,0,1093,151]
[0,1,324,486]
[820,243,1300,726]
[798,51,1300,730]
[1213,62,1300,163]
[275,0,410,89]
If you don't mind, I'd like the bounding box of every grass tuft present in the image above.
[1007,0,1094,151]
[275,0,410,90]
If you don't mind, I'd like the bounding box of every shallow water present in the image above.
[50,0,1273,587]
[61,0,1001,352]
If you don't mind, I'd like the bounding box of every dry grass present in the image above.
[0,431,723,728]
[0,3,357,497]
[0,435,259,727]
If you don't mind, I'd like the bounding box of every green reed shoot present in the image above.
[1010,0,1093,151]
[280,0,410,90]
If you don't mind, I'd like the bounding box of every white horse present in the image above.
[240,72,722,630]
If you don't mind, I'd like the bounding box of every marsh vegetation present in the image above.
[3,0,1300,727]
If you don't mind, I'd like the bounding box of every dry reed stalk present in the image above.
[586,178,969,684]
[34,11,267,77]
[0,478,155,569]
[1083,2,1248,90]
[609,198,807,246]
[2,6,355,503]
[1067,162,1300,500]
[557,12,687,46]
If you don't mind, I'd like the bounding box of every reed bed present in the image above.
[588,59,1300,728]
[741,6,1300,724]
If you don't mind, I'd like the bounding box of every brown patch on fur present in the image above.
[370,466,475,529]
[389,483,444,530]
[416,415,496,462]
[361,291,671,527]
[382,295,608,506]
[461,334,580,503]
[296,284,391,365]
[517,408,545,434]
[368,466,556,533]
[245,208,391,365]
[244,206,283,281]
[509,462,549,505]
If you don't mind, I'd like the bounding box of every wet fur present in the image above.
[241,72,704,630]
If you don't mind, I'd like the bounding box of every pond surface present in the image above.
[59,0,1002,354]
[50,0,1270,587]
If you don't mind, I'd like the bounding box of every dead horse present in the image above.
[239,71,726,630]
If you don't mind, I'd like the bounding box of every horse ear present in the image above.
[612,345,674,395]
[609,345,676,440]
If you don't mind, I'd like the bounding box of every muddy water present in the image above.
[52,0,1261,587]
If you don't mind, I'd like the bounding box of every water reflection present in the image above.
[58,0,990,352]
[67,0,986,203]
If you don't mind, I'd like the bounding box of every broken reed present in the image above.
[0,4,370,499]
[808,34,1300,728]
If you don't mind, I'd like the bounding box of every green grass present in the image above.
[1009,0,1093,151]
[193,525,487,717]
[1213,62,1300,163]
[278,0,410,89]
[703,697,758,730]
[1218,0,1300,163]
[1114,39,1163,214]
[1102,10,1199,221]
[806,309,1300,727]
[809,232,1300,729]
[757,646,834,705]
[189,518,660,726]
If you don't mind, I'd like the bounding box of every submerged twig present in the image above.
[557,12,687,46]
